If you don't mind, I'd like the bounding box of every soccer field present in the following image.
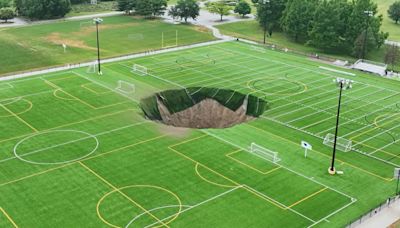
[0,41,398,227]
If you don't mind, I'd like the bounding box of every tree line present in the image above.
[252,0,388,58]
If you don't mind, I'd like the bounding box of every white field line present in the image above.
[0,89,54,103]
[318,66,355,76]
[125,205,192,228]
[242,184,316,223]
[369,134,400,155]
[316,101,399,137]
[308,198,357,228]
[143,186,242,228]
[354,120,400,146]
[273,85,369,120]
[218,43,400,95]
[0,82,13,90]
[284,86,382,124]
[262,115,400,167]
[300,88,390,131]
[0,121,148,163]
[341,111,400,138]
[0,39,230,82]
[203,130,356,206]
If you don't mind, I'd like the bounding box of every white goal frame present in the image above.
[132,64,147,76]
[116,80,135,94]
[162,30,178,49]
[323,133,352,152]
[249,143,281,163]
[87,62,98,74]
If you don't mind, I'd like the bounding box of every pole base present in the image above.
[98,71,103,76]
[328,167,336,175]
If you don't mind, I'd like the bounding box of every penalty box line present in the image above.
[169,136,317,224]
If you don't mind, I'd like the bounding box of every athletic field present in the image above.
[0,41,398,227]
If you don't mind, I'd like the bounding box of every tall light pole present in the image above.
[329,78,353,175]
[93,17,103,75]
[362,10,373,59]
[260,0,270,44]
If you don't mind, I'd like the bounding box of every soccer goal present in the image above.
[132,64,147,76]
[87,62,98,74]
[116,80,135,94]
[323,133,352,152]
[162,30,178,49]
[249,143,281,163]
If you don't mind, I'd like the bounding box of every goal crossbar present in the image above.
[132,64,147,76]
[249,143,281,163]
[116,80,135,94]
[323,133,352,152]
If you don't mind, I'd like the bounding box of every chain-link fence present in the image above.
[346,195,400,228]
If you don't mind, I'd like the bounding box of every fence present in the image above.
[346,195,400,228]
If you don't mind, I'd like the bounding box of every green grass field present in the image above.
[0,41,398,227]
[0,15,215,76]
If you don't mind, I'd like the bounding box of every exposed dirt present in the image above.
[156,98,254,129]
[45,32,96,50]
[75,22,139,36]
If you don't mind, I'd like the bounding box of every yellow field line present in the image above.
[168,134,208,148]
[0,103,38,132]
[352,139,398,158]
[194,163,236,188]
[350,113,400,140]
[226,150,281,175]
[245,123,393,182]
[43,79,98,109]
[78,161,169,228]
[0,135,166,187]
[287,187,328,208]
[168,145,289,211]
[0,207,18,228]
[47,75,76,82]
[0,108,136,144]
[81,83,112,95]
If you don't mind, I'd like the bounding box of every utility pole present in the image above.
[93,18,103,75]
[329,78,353,175]
[362,10,373,59]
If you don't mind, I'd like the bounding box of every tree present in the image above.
[206,1,231,21]
[234,0,251,18]
[0,0,12,8]
[135,0,167,18]
[168,0,200,22]
[388,1,400,24]
[254,0,286,43]
[117,0,134,14]
[0,7,15,22]
[384,44,400,69]
[281,0,317,42]
[308,0,348,50]
[352,28,377,58]
[15,0,71,20]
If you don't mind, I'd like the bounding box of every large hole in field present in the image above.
[140,87,269,129]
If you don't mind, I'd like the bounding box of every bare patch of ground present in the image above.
[157,98,254,129]
[45,32,96,50]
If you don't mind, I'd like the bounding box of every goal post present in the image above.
[323,133,352,152]
[162,30,178,49]
[249,143,281,163]
[132,64,147,76]
[87,62,98,74]
[116,80,135,94]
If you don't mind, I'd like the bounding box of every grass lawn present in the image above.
[375,0,400,41]
[0,15,215,76]
[0,41,398,227]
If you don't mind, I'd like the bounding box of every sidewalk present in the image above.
[353,199,400,228]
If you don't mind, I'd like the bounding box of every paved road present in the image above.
[353,199,400,228]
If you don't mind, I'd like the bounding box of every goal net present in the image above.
[132,64,147,76]
[116,80,135,94]
[352,59,387,76]
[323,133,352,152]
[87,62,98,74]
[249,143,281,163]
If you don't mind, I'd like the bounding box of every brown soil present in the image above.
[389,219,400,228]
[75,23,138,36]
[45,32,96,50]
[156,98,254,129]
